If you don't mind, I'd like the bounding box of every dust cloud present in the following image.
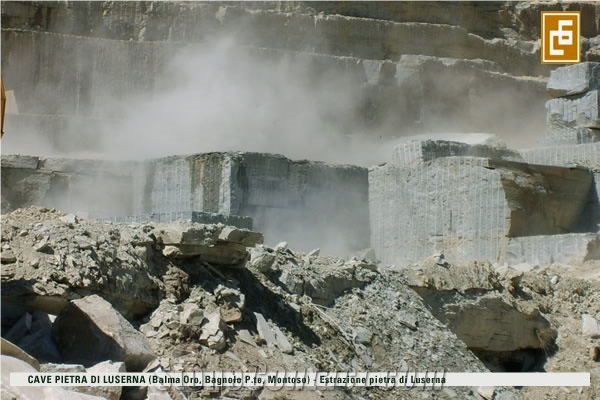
[1,30,547,165]
[83,37,387,166]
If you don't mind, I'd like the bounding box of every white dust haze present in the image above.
[87,37,389,166]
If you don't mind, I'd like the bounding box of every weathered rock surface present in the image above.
[0,207,266,321]
[582,314,600,338]
[156,222,262,265]
[81,361,126,400]
[403,261,556,353]
[0,207,164,319]
[52,295,155,371]
[247,245,378,306]
[40,360,125,400]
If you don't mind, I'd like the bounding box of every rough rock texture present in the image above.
[0,207,263,321]
[2,207,599,399]
[402,261,554,353]
[0,207,165,318]
[138,239,495,400]
[52,295,156,371]
[156,222,263,265]
[2,2,600,399]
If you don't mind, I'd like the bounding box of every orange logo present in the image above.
[541,12,580,64]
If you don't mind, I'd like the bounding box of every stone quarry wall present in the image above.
[544,62,600,145]
[2,1,571,155]
[1,27,548,151]
[2,4,600,266]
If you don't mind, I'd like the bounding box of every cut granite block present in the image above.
[369,157,599,265]
[547,62,600,98]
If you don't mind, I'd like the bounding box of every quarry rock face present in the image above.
[2,2,600,399]
[1,2,567,154]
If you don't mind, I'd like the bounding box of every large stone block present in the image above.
[141,153,229,215]
[2,151,369,255]
[142,152,370,255]
[547,62,600,98]
[546,90,600,130]
[520,143,600,214]
[0,155,139,217]
[53,295,156,371]
[0,154,40,169]
[156,222,263,265]
[369,157,599,265]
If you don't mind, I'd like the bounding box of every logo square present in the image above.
[541,12,581,64]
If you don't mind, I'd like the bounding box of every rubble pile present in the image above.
[0,207,507,399]
[0,207,263,319]
[1,207,598,399]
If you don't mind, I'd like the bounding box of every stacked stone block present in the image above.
[545,62,600,145]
